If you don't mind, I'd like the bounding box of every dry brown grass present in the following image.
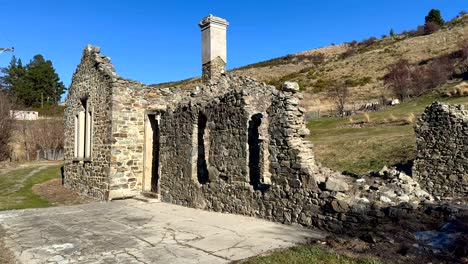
[363,113,371,123]
[446,82,468,97]
[233,16,468,112]
[404,113,416,124]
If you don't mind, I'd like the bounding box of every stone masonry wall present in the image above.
[107,79,148,199]
[413,102,468,198]
[202,56,226,82]
[64,46,115,200]
[65,46,452,233]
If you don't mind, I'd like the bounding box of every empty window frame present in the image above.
[74,98,92,159]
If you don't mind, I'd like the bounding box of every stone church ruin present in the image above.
[64,15,466,232]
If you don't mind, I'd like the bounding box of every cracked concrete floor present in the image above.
[0,199,325,263]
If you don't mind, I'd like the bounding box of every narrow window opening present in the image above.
[85,110,92,159]
[74,115,79,158]
[75,98,92,160]
[197,113,209,184]
[148,115,160,193]
[248,113,263,189]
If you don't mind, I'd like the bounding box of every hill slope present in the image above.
[155,15,468,112]
[232,15,468,111]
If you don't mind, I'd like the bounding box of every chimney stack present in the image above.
[199,15,229,82]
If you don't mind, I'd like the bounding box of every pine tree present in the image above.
[0,54,66,107]
[0,56,28,104]
[425,9,444,27]
[26,55,66,107]
[390,28,395,37]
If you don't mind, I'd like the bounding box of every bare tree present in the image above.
[0,92,12,161]
[35,118,64,159]
[327,81,349,117]
[15,120,35,161]
[384,59,413,101]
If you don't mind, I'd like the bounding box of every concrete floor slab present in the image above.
[0,200,325,263]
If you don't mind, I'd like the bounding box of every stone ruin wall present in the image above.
[64,46,115,200]
[65,46,463,233]
[413,102,468,198]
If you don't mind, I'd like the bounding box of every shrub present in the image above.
[0,92,12,161]
[344,76,373,87]
[361,37,378,47]
[313,78,334,92]
[424,21,440,35]
[341,49,355,59]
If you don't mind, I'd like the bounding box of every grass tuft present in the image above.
[242,245,384,264]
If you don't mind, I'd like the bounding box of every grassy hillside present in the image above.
[308,82,468,175]
[155,14,468,112]
[233,15,468,111]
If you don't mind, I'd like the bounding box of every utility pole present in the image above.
[0,47,14,55]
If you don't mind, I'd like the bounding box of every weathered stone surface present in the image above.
[325,177,349,192]
[63,44,462,236]
[282,81,300,93]
[413,102,468,198]
[0,200,324,263]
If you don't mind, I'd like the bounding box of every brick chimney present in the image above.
[199,15,229,82]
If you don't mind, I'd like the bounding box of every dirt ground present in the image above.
[31,178,96,206]
[309,209,468,264]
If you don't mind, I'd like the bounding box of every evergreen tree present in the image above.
[0,56,28,104]
[425,9,444,27]
[389,28,395,37]
[26,55,66,107]
[0,54,66,107]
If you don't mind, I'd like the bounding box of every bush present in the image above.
[0,92,12,161]
[313,78,332,93]
[424,21,440,35]
[361,37,378,47]
[341,49,355,59]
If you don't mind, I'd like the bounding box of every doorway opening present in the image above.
[144,114,160,194]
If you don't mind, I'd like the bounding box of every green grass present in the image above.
[243,245,384,264]
[0,165,62,210]
[308,87,468,175]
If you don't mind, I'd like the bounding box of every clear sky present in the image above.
[0,0,466,94]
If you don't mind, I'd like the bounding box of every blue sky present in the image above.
[0,1,466,94]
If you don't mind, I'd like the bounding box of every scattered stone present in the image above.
[325,177,349,192]
[331,200,350,213]
[380,196,392,203]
